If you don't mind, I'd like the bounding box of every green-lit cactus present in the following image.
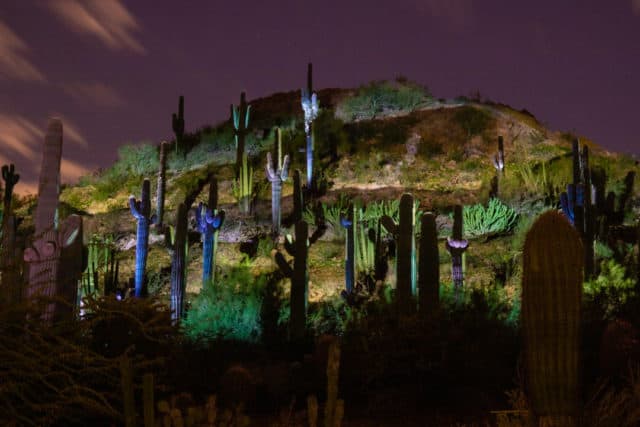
[380,193,417,312]
[172,96,185,157]
[418,213,439,314]
[446,205,468,296]
[231,92,251,179]
[266,128,290,235]
[522,210,583,426]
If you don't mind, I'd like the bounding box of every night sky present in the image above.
[1,0,639,194]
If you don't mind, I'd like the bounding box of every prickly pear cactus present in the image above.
[522,210,583,426]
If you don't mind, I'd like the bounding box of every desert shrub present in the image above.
[461,198,518,238]
[182,263,267,343]
[584,260,636,320]
[307,296,354,336]
[453,106,493,138]
[338,80,431,121]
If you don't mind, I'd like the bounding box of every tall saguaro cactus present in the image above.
[1,163,20,305]
[340,204,357,296]
[156,141,168,228]
[129,179,155,297]
[196,177,225,287]
[380,193,417,312]
[34,118,63,234]
[418,213,440,314]
[170,203,188,324]
[446,205,468,296]
[232,92,251,179]
[172,96,185,157]
[2,164,19,213]
[301,63,319,188]
[522,210,583,426]
[266,128,290,235]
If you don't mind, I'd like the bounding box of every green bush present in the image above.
[182,263,267,343]
[453,106,493,138]
[339,80,431,121]
[584,259,636,320]
[461,198,518,238]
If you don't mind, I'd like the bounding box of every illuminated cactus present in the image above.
[170,203,188,323]
[34,118,63,234]
[492,135,505,174]
[156,141,168,228]
[196,176,225,287]
[340,204,357,296]
[522,210,582,426]
[275,213,325,341]
[380,193,417,312]
[418,213,440,314]
[172,96,185,156]
[236,152,253,214]
[446,205,468,295]
[129,179,155,297]
[231,92,251,179]
[266,128,290,235]
[301,63,319,189]
[368,220,389,284]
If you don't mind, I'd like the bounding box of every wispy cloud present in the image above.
[48,0,145,53]
[413,0,474,30]
[0,114,43,162]
[0,21,46,82]
[633,0,640,15]
[63,81,125,108]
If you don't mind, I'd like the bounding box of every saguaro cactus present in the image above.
[522,210,583,426]
[196,177,225,287]
[266,128,290,235]
[156,141,168,228]
[340,204,357,296]
[2,164,19,213]
[1,163,20,305]
[129,179,155,297]
[381,193,417,311]
[492,136,505,174]
[170,203,188,324]
[236,152,253,215]
[34,118,63,234]
[301,62,319,189]
[418,213,440,314]
[172,96,185,156]
[291,169,304,224]
[446,205,468,296]
[232,92,251,178]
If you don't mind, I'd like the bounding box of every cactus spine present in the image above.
[380,193,417,312]
[156,141,168,228]
[522,210,582,426]
[170,203,188,324]
[129,179,154,297]
[266,128,290,235]
[232,92,251,179]
[301,63,319,189]
[446,205,468,296]
[172,96,185,157]
[418,213,440,314]
[196,177,225,287]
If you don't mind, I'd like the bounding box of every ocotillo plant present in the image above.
[236,152,253,215]
[301,63,319,189]
[172,96,185,157]
[380,193,417,312]
[196,179,225,287]
[231,92,251,179]
[170,203,188,324]
[446,205,468,297]
[522,210,583,426]
[340,204,357,296]
[418,213,440,314]
[266,128,290,235]
[275,217,325,341]
[156,141,168,228]
[129,179,155,297]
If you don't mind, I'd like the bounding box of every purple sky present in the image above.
[1,0,639,193]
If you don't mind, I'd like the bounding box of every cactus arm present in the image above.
[380,215,398,235]
[129,196,142,219]
[284,235,296,256]
[266,152,276,181]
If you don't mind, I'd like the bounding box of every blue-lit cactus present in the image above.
[301,63,319,189]
[266,128,290,235]
[560,183,584,226]
[196,177,225,288]
[129,179,155,297]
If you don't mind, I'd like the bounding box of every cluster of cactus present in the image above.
[265,128,290,235]
[274,170,325,341]
[196,177,225,288]
[301,63,319,189]
[461,198,518,238]
[81,235,119,298]
[380,193,417,312]
[172,95,185,157]
[521,210,583,426]
[231,92,251,179]
[446,205,468,296]
[129,179,156,297]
